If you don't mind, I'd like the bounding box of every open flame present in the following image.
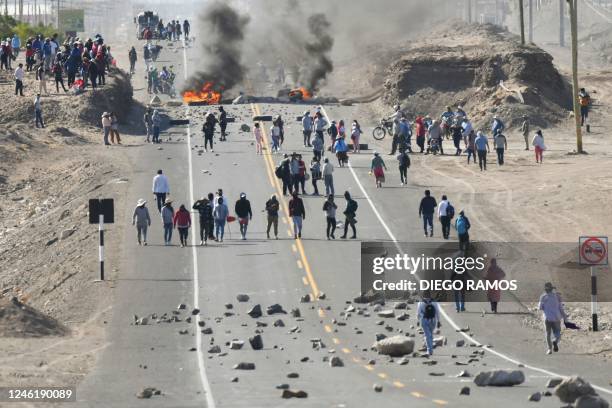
[182,82,222,105]
[289,87,312,100]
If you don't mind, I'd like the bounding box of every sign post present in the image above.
[89,199,114,281]
[579,236,608,332]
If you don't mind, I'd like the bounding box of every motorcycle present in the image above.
[372,118,394,140]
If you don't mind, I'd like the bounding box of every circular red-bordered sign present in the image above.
[580,237,608,265]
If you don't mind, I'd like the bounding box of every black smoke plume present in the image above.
[302,13,334,90]
[184,2,249,92]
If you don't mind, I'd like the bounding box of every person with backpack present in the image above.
[288,191,305,239]
[276,154,292,195]
[192,195,214,246]
[397,149,411,186]
[322,194,337,240]
[213,197,229,242]
[417,291,441,356]
[538,282,568,354]
[322,157,334,196]
[234,193,252,240]
[161,198,174,245]
[327,120,338,152]
[310,156,321,196]
[173,204,191,248]
[437,195,454,240]
[265,195,280,239]
[455,210,471,253]
[579,88,590,131]
[418,190,437,237]
[340,191,358,239]
[334,136,348,167]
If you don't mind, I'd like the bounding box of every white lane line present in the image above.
[183,40,216,408]
[319,106,612,395]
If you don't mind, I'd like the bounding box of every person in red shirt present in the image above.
[173,204,191,247]
[294,154,307,195]
[415,116,427,153]
[288,192,305,239]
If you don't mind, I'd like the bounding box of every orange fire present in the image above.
[182,82,222,104]
[289,87,312,100]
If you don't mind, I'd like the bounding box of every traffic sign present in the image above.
[579,236,608,266]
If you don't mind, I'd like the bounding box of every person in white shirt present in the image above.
[532,130,545,164]
[14,63,24,96]
[152,169,170,212]
[322,157,334,196]
[437,195,451,239]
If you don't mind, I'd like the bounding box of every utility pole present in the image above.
[528,0,534,42]
[4,0,8,16]
[567,0,582,152]
[559,0,565,46]
[519,0,526,44]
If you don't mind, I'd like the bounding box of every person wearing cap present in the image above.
[235,193,252,240]
[493,129,507,165]
[278,154,292,195]
[288,191,305,239]
[474,131,490,171]
[312,131,324,161]
[454,210,471,253]
[417,291,441,356]
[538,282,568,354]
[302,110,313,147]
[213,197,229,242]
[520,115,530,150]
[14,63,24,96]
[265,194,280,239]
[322,194,337,239]
[327,120,338,152]
[161,198,174,245]
[370,152,387,188]
[132,199,151,246]
[152,170,170,212]
[193,195,214,245]
[491,115,505,136]
[173,204,191,247]
[101,112,112,145]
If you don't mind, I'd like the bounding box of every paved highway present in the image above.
[75,38,612,408]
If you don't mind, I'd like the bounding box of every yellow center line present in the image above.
[324,325,332,333]
[433,400,449,406]
[377,373,388,379]
[341,347,351,354]
[297,260,303,269]
[302,276,309,286]
[318,308,326,318]
[251,103,320,297]
[291,244,297,252]
[364,365,375,371]
[332,338,340,344]
[411,392,425,399]
[351,357,360,363]
[393,381,406,388]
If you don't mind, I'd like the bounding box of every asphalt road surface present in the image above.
[75,38,612,408]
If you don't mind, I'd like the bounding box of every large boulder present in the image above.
[575,395,610,408]
[373,335,414,357]
[555,376,597,403]
[474,370,525,386]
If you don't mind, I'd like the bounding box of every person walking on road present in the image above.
[322,157,334,196]
[128,46,137,73]
[493,130,507,165]
[485,258,505,313]
[235,193,252,240]
[152,169,170,212]
[538,282,568,355]
[270,121,281,153]
[455,210,471,253]
[314,111,327,142]
[132,198,151,246]
[351,120,362,153]
[310,156,321,196]
[110,112,122,144]
[265,194,280,239]
[464,129,476,165]
[418,190,437,237]
[323,194,337,240]
[289,191,305,239]
[14,63,25,96]
[278,154,292,196]
[451,270,466,312]
[193,196,214,246]
[36,63,49,95]
[144,107,153,143]
[218,106,228,141]
[437,195,454,240]
[34,94,45,128]
[370,152,387,188]
[397,149,410,186]
[302,110,313,147]
[417,291,441,356]
[253,122,263,154]
[312,132,324,161]
[491,115,505,135]
[579,88,590,130]
[213,197,229,242]
[520,115,530,150]
[152,109,161,144]
[202,112,217,151]
[173,204,191,247]
[475,131,490,171]
[532,130,545,164]
[161,198,174,245]
[340,191,358,239]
